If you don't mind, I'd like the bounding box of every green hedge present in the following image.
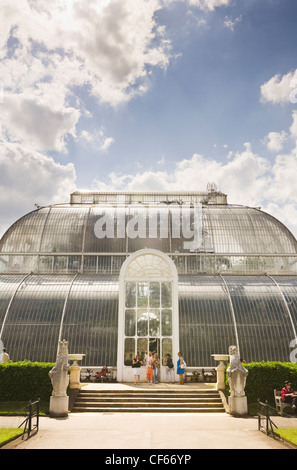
[225,361,297,405]
[0,361,55,402]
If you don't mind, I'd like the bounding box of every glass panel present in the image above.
[38,256,54,273]
[83,256,97,273]
[149,309,160,336]
[149,282,160,308]
[161,309,172,336]
[161,282,172,308]
[68,256,81,273]
[137,283,148,307]
[162,338,172,364]
[0,275,26,326]
[124,338,135,366]
[0,207,49,253]
[53,256,67,273]
[137,338,148,362]
[97,256,111,274]
[125,309,136,336]
[149,338,160,357]
[178,276,236,367]
[137,309,148,336]
[2,274,74,362]
[40,207,87,253]
[273,276,297,329]
[224,276,295,362]
[62,275,119,366]
[125,282,136,308]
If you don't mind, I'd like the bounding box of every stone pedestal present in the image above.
[211,354,229,390]
[49,396,69,418]
[228,396,248,416]
[69,354,85,389]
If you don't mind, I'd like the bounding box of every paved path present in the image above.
[1,383,296,450]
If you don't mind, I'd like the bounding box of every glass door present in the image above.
[124,280,173,381]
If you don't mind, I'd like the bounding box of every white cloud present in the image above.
[0,0,172,154]
[188,0,230,10]
[224,15,242,31]
[264,131,287,152]
[260,69,297,105]
[0,141,76,236]
[290,110,297,139]
[1,93,79,152]
[1,0,171,105]
[162,0,230,11]
[80,127,115,153]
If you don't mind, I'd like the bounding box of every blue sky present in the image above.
[1,0,297,238]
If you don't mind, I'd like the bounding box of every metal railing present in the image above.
[257,400,278,437]
[18,399,40,439]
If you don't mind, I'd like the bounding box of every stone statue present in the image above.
[227,345,248,398]
[49,340,70,398]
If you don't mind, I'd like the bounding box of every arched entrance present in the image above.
[117,249,179,382]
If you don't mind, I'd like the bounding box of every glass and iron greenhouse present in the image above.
[0,188,297,382]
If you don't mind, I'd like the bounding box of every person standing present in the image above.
[146,351,153,384]
[177,352,185,384]
[152,353,160,384]
[2,348,9,363]
[165,354,175,383]
[132,355,143,385]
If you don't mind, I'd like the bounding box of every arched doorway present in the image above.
[117,249,179,382]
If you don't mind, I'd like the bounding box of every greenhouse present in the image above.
[0,188,297,382]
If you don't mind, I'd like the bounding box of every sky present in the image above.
[1,0,297,240]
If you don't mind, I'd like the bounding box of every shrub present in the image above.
[225,361,297,405]
[0,361,55,403]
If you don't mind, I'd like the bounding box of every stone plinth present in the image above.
[49,396,69,418]
[211,354,229,390]
[228,396,248,416]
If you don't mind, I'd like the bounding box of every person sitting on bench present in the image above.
[281,381,297,413]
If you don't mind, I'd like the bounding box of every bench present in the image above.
[185,371,200,382]
[274,389,292,416]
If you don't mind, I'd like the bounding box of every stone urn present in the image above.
[211,354,229,390]
[68,354,85,389]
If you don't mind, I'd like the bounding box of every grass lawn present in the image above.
[274,428,297,446]
[0,428,23,447]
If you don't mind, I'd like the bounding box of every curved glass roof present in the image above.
[1,203,296,255]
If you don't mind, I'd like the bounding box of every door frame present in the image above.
[117,249,179,382]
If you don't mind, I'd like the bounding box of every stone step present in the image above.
[73,401,224,408]
[71,387,225,413]
[74,400,222,406]
[77,393,219,399]
[72,406,225,413]
[78,390,219,397]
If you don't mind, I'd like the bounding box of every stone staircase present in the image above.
[71,387,225,413]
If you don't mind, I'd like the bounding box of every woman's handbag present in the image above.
[180,361,186,369]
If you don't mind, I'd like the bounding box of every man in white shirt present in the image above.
[2,348,9,363]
